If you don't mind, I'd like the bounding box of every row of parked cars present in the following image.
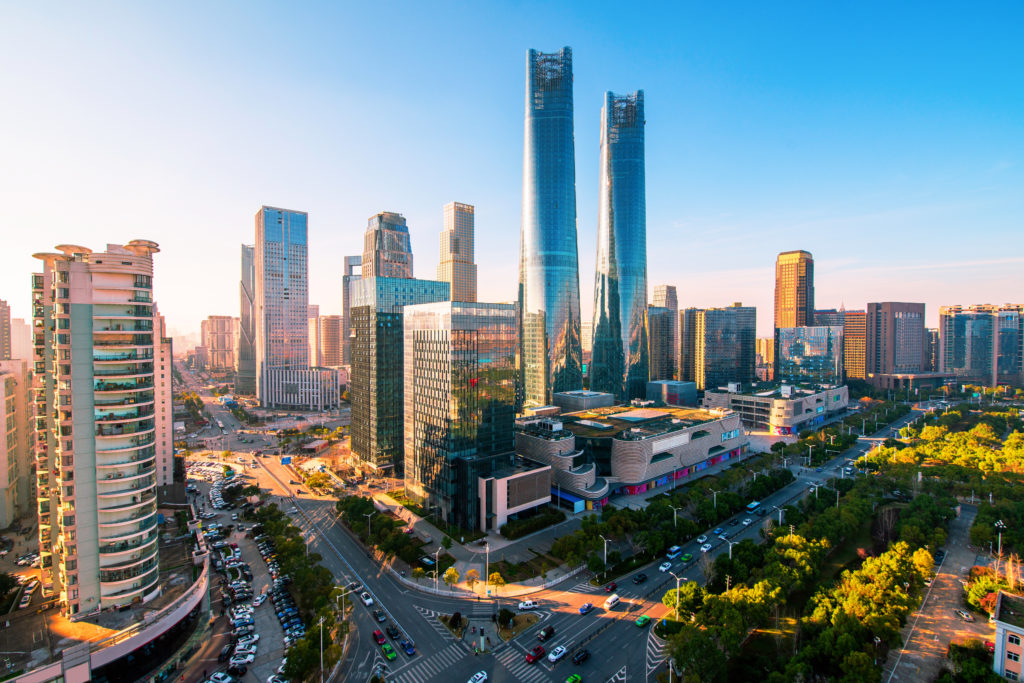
[257,535,306,651]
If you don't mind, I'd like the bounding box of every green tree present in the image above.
[443,566,460,587]
[667,623,727,683]
[441,535,453,550]
[488,572,506,592]
[465,568,480,589]
[411,567,426,581]
[662,581,704,620]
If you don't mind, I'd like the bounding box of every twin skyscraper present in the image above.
[519,46,648,406]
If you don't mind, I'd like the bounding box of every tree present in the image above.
[662,581,704,620]
[465,568,480,589]
[443,566,460,587]
[667,623,727,682]
[497,607,514,627]
[441,535,453,550]
[411,567,426,581]
[488,572,506,592]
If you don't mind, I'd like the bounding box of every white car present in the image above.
[237,633,260,646]
[696,534,708,543]
[547,645,567,662]
[229,653,255,666]
[658,562,672,572]
[742,518,753,526]
[235,643,257,656]
[209,674,233,683]
[267,676,288,683]
[468,673,488,683]
[700,543,713,553]
[276,658,288,674]
[360,592,374,606]
[254,594,267,606]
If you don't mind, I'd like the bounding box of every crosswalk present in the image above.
[389,642,469,683]
[414,605,457,641]
[568,578,602,594]
[494,646,554,683]
[646,628,667,675]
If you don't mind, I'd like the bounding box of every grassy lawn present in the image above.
[439,615,468,639]
[498,613,539,641]
[491,551,560,583]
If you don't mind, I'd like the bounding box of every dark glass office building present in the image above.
[518,46,583,406]
[591,90,648,401]
[776,326,845,385]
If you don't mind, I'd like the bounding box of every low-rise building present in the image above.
[478,459,552,532]
[993,591,1024,680]
[646,380,698,407]
[552,390,615,412]
[516,405,748,505]
[703,382,849,435]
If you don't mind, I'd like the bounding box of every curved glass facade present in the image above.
[591,90,648,401]
[519,46,583,406]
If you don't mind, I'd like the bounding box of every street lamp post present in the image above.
[723,538,736,559]
[599,534,610,568]
[709,488,721,509]
[318,615,326,683]
[996,519,1007,565]
[363,512,373,538]
[433,546,443,590]
[668,570,683,618]
[669,505,683,530]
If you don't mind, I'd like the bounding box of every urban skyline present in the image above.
[3,5,1020,340]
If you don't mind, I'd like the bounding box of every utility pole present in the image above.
[599,534,609,568]
[709,488,720,509]
[668,571,683,619]
[669,505,683,529]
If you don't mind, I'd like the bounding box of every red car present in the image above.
[373,629,386,645]
[525,645,545,664]
[605,582,617,593]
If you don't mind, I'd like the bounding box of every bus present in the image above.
[744,501,761,514]
[216,420,224,430]
[666,545,683,560]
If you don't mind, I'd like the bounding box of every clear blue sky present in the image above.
[1,2,1022,339]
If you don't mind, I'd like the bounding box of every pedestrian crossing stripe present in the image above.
[389,643,468,683]
[493,648,550,683]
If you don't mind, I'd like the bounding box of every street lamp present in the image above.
[363,512,373,537]
[722,538,736,559]
[669,505,683,530]
[433,546,443,590]
[318,615,326,683]
[708,488,721,509]
[599,534,610,568]
[996,519,1007,560]
[668,570,684,618]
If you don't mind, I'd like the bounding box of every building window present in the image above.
[1009,651,1021,663]
[1011,635,1021,646]
[1009,671,1020,681]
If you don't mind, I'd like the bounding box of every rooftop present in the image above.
[528,404,730,440]
[995,591,1024,630]
[489,457,550,481]
[708,381,843,398]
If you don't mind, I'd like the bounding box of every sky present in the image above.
[1,2,1022,340]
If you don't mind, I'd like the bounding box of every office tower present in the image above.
[519,46,583,406]
[0,300,10,360]
[0,359,32,528]
[592,90,648,400]
[363,212,414,279]
[653,285,679,380]
[776,326,845,384]
[756,337,775,381]
[940,304,1024,387]
[403,301,516,529]
[814,309,845,328]
[308,315,321,366]
[693,304,756,390]
[580,320,593,372]
[342,255,362,366]
[319,315,343,367]
[841,310,867,380]
[679,308,699,383]
[236,244,256,394]
[438,202,477,303]
[350,277,449,473]
[308,305,319,319]
[774,251,815,329]
[32,240,164,615]
[866,302,926,383]
[200,316,236,372]
[648,306,675,381]
[926,328,939,372]
[154,313,174,487]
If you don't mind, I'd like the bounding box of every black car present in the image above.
[572,649,590,664]
[728,519,740,526]
[385,625,401,639]
[632,573,647,584]
[218,643,233,662]
[227,664,248,677]
[537,625,555,641]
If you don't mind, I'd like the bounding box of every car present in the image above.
[218,643,233,662]
[659,562,672,572]
[381,642,397,660]
[713,528,724,535]
[385,624,401,639]
[632,572,647,584]
[373,609,386,622]
[954,609,975,622]
[697,534,708,543]
[548,645,567,662]
[347,581,362,592]
[604,582,617,593]
[230,653,255,666]
[236,634,260,646]
[578,602,593,615]
[701,543,713,553]
[372,629,386,644]
[680,552,693,563]
[636,614,651,627]
[468,673,488,683]
[537,625,555,641]
[571,649,590,664]
[742,518,753,526]
[728,519,740,527]
[400,639,416,656]
[209,674,233,683]
[360,592,374,606]
[565,676,582,683]
[525,645,546,663]
[267,676,288,683]
[227,664,248,678]
[254,594,267,606]
[815,467,823,472]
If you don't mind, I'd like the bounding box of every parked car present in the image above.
[360,592,374,606]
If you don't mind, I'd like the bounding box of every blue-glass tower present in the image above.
[519,46,583,406]
[591,90,648,400]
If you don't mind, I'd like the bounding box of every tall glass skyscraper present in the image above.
[591,90,648,401]
[519,47,583,406]
[236,244,256,393]
[363,212,414,279]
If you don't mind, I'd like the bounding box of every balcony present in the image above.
[102,568,159,600]
[101,516,157,541]
[101,492,157,513]
[99,531,158,556]
[93,336,152,347]
[101,557,158,584]
[96,421,155,437]
[96,441,155,456]
[100,547,158,573]
[94,322,153,333]
[94,350,153,363]
[97,479,156,499]
[94,380,154,393]
[93,305,153,318]
[95,406,155,424]
[96,450,157,468]
[98,506,157,528]
[95,396,154,409]
[93,364,154,378]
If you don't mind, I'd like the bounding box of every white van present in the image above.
[517,600,538,611]
[603,594,620,610]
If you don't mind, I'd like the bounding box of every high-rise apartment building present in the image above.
[926,328,939,372]
[939,304,1024,387]
[403,301,517,530]
[866,302,926,384]
[648,306,676,381]
[154,313,175,487]
[756,337,775,381]
[9,318,32,362]
[592,90,648,401]
[350,277,449,472]
[319,315,343,367]
[843,310,867,380]
[308,313,321,367]
[0,300,10,360]
[363,212,414,279]
[774,251,815,329]
[236,244,256,394]
[437,202,477,303]
[679,308,699,383]
[776,326,845,385]
[519,46,583,406]
[692,304,756,390]
[580,320,593,373]
[200,315,236,372]
[653,285,678,380]
[342,255,362,366]
[32,240,166,616]
[0,359,33,528]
